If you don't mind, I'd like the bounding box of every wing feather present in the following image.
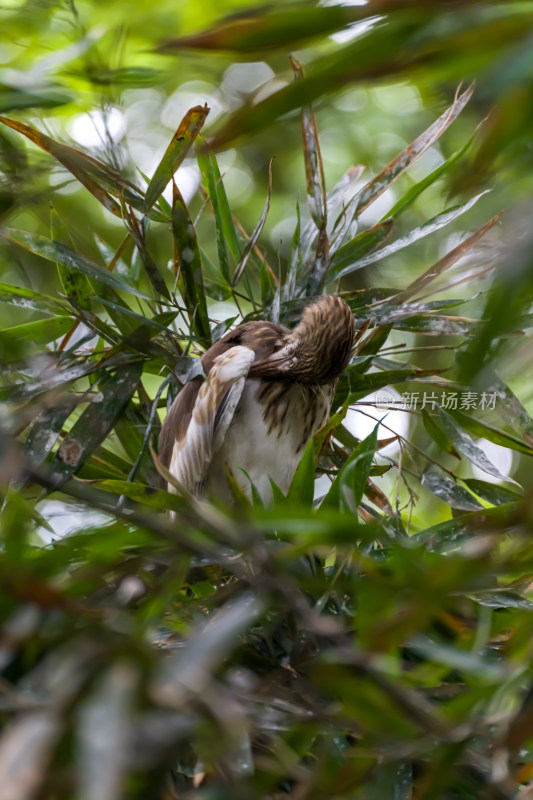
[167,346,255,494]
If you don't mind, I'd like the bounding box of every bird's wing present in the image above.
[166,345,255,495]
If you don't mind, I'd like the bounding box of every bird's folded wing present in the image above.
[168,346,255,494]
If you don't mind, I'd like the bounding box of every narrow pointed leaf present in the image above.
[49,362,143,485]
[145,104,209,210]
[398,215,501,301]
[172,182,210,346]
[464,478,523,506]
[0,115,151,218]
[354,84,474,217]
[449,408,533,456]
[422,410,459,458]
[323,424,378,512]
[422,471,483,511]
[438,408,517,484]
[331,192,490,280]
[0,282,67,314]
[328,220,394,282]
[197,147,232,281]
[25,398,78,466]
[1,229,151,299]
[385,129,477,221]
[232,158,273,286]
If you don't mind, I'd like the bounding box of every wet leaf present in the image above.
[0,282,67,314]
[422,410,459,458]
[438,408,516,484]
[449,409,533,457]
[422,471,483,511]
[25,397,79,467]
[464,478,523,507]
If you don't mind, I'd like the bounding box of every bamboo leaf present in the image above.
[232,158,273,286]
[145,104,209,211]
[49,362,143,485]
[323,424,378,512]
[1,229,151,300]
[327,220,394,282]
[421,471,483,511]
[0,282,67,314]
[171,181,211,346]
[0,317,72,361]
[0,116,156,219]
[331,192,490,280]
[354,84,473,218]
[438,408,517,484]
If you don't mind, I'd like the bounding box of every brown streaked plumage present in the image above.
[158,295,355,501]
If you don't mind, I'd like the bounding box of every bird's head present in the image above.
[250,295,356,385]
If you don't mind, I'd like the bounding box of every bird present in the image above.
[158,295,356,503]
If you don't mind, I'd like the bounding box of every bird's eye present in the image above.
[288,359,295,368]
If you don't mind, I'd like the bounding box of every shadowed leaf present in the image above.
[172,182,210,347]
[49,362,143,485]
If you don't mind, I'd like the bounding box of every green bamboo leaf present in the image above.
[197,140,242,281]
[0,282,67,314]
[421,471,483,512]
[339,367,429,405]
[464,478,523,506]
[385,130,477,221]
[449,408,533,457]
[0,317,72,361]
[327,220,394,282]
[171,182,211,347]
[331,192,490,281]
[287,439,316,506]
[233,158,273,287]
[1,229,151,300]
[323,424,378,512]
[51,208,92,312]
[438,408,517,484]
[422,410,459,458]
[49,362,143,485]
[145,104,209,211]
[391,314,479,336]
[0,116,156,219]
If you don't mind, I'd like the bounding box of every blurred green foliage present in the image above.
[2,1,533,798]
